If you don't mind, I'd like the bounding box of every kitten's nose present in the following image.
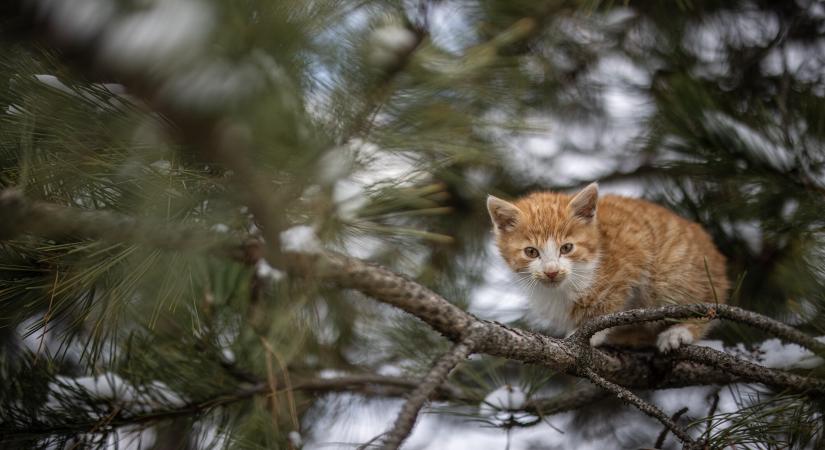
[544,270,559,280]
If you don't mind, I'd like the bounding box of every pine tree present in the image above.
[1,1,824,449]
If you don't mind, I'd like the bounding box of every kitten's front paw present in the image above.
[657,326,694,352]
[589,329,610,347]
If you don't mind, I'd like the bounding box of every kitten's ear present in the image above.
[569,182,599,222]
[487,195,521,232]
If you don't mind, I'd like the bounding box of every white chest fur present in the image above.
[523,283,578,336]
[520,256,601,337]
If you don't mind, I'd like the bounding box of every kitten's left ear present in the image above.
[487,195,521,233]
[569,182,599,222]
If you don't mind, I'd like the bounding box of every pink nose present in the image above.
[544,271,559,280]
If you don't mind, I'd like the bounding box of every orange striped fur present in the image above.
[487,183,729,351]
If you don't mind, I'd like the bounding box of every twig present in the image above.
[583,368,695,448]
[655,406,689,449]
[673,345,825,393]
[379,325,483,450]
[569,304,825,356]
[704,390,720,442]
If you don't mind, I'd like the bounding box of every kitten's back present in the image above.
[588,195,729,345]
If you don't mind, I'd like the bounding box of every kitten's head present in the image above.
[487,183,601,291]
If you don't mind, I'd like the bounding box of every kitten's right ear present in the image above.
[487,195,521,233]
[569,182,599,222]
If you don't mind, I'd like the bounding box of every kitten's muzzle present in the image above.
[544,270,560,280]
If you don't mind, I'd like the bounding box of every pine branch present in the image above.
[583,368,697,448]
[0,189,236,254]
[672,345,825,393]
[568,304,825,356]
[0,374,471,440]
[379,325,483,450]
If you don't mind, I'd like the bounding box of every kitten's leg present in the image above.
[564,328,611,347]
[656,322,708,352]
[589,329,610,347]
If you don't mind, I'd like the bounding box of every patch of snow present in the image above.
[210,223,229,233]
[149,159,173,175]
[34,74,73,94]
[288,431,303,448]
[333,179,368,220]
[755,337,825,370]
[5,104,24,115]
[221,347,236,364]
[369,24,417,67]
[318,369,348,379]
[256,259,285,282]
[280,225,322,254]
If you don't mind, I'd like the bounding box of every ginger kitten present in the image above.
[487,183,729,352]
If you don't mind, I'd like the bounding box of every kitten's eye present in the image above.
[524,247,539,258]
[560,243,574,255]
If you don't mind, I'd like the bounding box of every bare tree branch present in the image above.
[655,406,690,449]
[672,345,825,393]
[569,304,825,356]
[583,368,696,448]
[379,325,483,450]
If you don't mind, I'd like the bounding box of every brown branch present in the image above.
[569,303,825,356]
[379,326,483,450]
[655,406,690,449]
[583,368,696,448]
[672,345,825,393]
